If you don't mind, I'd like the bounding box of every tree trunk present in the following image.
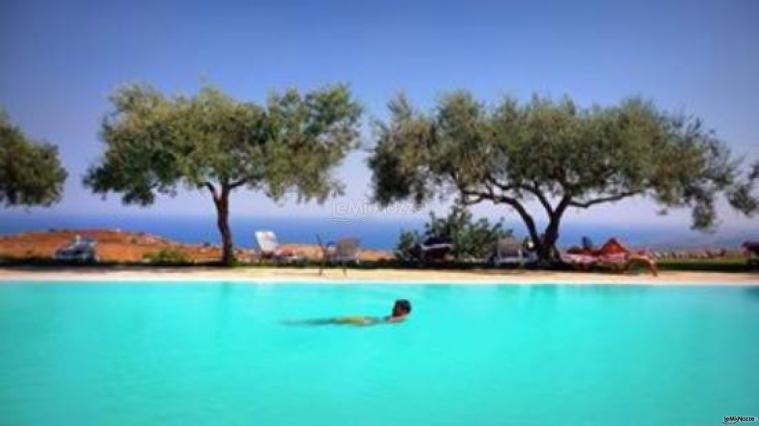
[213,186,235,266]
[535,225,561,266]
[521,211,564,267]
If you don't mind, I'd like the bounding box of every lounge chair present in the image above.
[492,237,527,267]
[563,237,658,276]
[254,231,300,263]
[54,235,98,262]
[419,236,454,262]
[560,252,598,270]
[317,236,361,275]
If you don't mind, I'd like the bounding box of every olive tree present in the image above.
[368,93,757,264]
[85,83,362,265]
[0,110,67,207]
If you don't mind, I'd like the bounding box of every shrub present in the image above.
[396,204,512,262]
[144,248,190,265]
[395,230,420,261]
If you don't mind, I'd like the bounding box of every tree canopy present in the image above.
[85,83,362,264]
[368,92,757,263]
[0,110,67,207]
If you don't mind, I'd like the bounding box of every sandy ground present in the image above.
[1,266,757,285]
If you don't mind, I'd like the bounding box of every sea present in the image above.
[0,211,755,250]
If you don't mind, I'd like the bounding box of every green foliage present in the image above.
[370,93,757,262]
[395,204,511,261]
[0,110,67,207]
[395,230,420,261]
[85,83,362,205]
[143,248,190,264]
[85,83,362,264]
[726,160,759,219]
[657,257,754,273]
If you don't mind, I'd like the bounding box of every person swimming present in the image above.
[284,299,412,326]
[388,299,412,322]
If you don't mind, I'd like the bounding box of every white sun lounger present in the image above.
[254,231,300,263]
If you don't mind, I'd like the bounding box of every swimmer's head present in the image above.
[392,299,412,317]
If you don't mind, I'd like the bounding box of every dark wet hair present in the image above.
[394,299,412,314]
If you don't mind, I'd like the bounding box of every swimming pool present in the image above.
[1,282,757,425]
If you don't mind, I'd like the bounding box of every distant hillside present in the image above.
[0,229,392,263]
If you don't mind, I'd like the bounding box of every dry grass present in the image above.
[0,229,393,264]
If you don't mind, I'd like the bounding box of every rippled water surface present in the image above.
[1,282,757,425]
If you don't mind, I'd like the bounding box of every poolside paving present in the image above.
[1,266,757,285]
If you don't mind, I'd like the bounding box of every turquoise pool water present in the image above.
[1,282,757,425]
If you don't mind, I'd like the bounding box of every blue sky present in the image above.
[1,0,757,230]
